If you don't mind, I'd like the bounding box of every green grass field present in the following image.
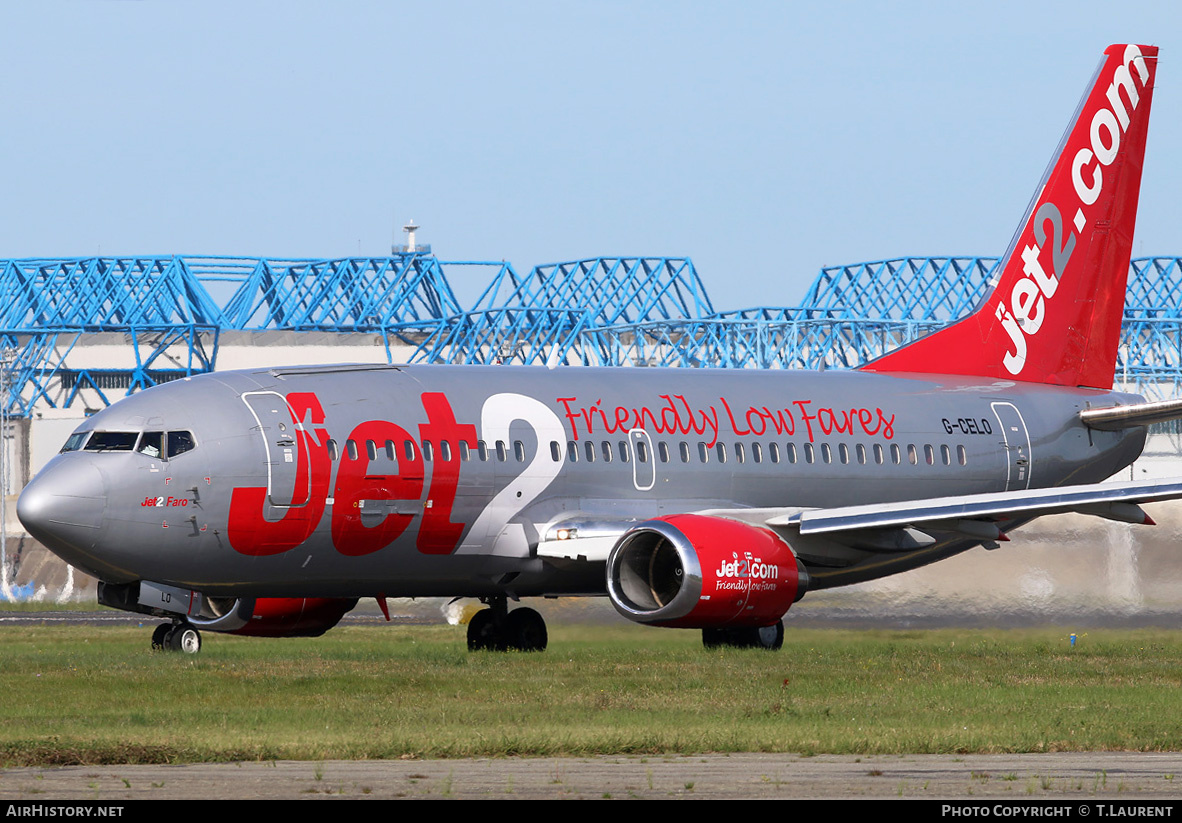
[1,622,1180,766]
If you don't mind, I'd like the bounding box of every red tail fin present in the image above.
[864,44,1158,389]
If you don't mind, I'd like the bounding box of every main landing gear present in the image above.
[466,598,548,652]
[701,619,784,651]
[151,621,202,654]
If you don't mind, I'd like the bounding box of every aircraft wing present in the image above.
[773,477,1182,538]
[537,478,1182,565]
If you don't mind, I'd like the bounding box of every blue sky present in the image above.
[2,1,1179,310]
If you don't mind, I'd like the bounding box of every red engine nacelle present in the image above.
[606,514,807,628]
[189,596,358,638]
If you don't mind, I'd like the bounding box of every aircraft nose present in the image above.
[17,458,108,570]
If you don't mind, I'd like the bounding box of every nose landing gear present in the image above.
[151,621,203,654]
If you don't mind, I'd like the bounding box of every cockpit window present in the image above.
[83,431,139,452]
[167,431,196,458]
[61,432,90,453]
[137,432,164,458]
[68,429,197,458]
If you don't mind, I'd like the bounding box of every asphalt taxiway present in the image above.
[4,753,1182,800]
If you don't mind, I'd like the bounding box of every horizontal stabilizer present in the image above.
[1079,398,1182,430]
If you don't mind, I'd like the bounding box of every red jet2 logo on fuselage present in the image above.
[227,392,477,557]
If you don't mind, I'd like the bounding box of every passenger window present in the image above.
[925,444,935,465]
[908,444,918,465]
[328,439,339,461]
[421,440,434,461]
[856,443,866,465]
[698,442,709,463]
[638,441,650,463]
[385,440,398,462]
[804,443,814,464]
[476,440,488,461]
[346,439,359,461]
[657,441,668,463]
[496,441,508,462]
[752,442,762,463]
[137,432,164,458]
[735,442,745,463]
[167,431,196,458]
[958,445,968,466]
[404,440,417,461]
[567,441,579,462]
[550,441,561,462]
[619,441,630,463]
[891,443,902,464]
[715,442,727,464]
[584,441,596,462]
[366,440,377,461]
[440,441,452,462]
[838,443,849,465]
[459,441,471,461]
[787,443,798,464]
[821,443,832,464]
[514,441,526,462]
[601,441,613,463]
[874,444,884,465]
[941,445,952,465]
[680,442,691,463]
[769,442,780,463]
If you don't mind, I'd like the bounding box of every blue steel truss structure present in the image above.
[414,257,714,365]
[3,253,1182,416]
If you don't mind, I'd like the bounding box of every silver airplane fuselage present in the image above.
[18,363,1144,600]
